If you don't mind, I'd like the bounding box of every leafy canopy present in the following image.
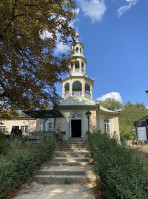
[0,0,76,116]
[101,98,122,111]
[119,101,148,140]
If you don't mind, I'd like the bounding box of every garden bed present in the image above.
[89,133,148,199]
[0,137,56,199]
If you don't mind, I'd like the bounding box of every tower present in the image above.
[62,32,94,100]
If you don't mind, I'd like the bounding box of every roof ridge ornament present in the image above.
[75,27,79,41]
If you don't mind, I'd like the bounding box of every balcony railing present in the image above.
[72,91,82,96]
[65,93,70,97]
[70,69,84,73]
[64,92,91,98]
[85,93,91,98]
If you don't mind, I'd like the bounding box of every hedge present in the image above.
[89,133,148,199]
[0,137,56,199]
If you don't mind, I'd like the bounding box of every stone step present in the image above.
[62,143,87,146]
[57,145,87,148]
[51,157,90,163]
[53,152,90,158]
[68,138,84,142]
[50,162,89,166]
[57,148,87,151]
[34,175,93,184]
[55,149,89,152]
[61,143,86,145]
[35,167,93,176]
[59,145,87,148]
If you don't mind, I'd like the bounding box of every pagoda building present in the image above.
[57,33,120,140]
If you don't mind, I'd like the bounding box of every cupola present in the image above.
[62,30,94,100]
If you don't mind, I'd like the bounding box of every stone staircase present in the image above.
[34,138,96,184]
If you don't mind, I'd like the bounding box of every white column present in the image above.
[80,61,82,72]
[82,80,85,97]
[70,80,72,96]
[62,83,65,98]
[90,85,93,99]
[73,63,75,72]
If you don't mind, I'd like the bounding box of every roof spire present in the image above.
[75,27,79,41]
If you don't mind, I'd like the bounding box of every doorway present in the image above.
[71,120,81,137]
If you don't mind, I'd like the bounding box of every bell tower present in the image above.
[62,31,94,100]
[70,32,86,76]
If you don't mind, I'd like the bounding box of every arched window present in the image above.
[75,61,80,71]
[104,119,110,132]
[80,48,82,53]
[85,83,90,98]
[65,82,70,97]
[76,47,79,53]
[72,81,82,96]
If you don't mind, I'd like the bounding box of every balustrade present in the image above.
[85,92,91,98]
[65,93,70,97]
[72,91,82,96]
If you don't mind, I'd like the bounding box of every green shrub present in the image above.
[89,133,148,199]
[0,137,56,199]
[0,131,10,155]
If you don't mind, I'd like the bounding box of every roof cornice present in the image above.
[62,75,95,83]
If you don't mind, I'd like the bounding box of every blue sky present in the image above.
[55,0,148,106]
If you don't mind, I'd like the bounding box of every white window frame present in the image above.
[0,125,6,133]
[20,126,29,134]
[104,119,110,133]
[11,125,29,134]
[45,119,53,131]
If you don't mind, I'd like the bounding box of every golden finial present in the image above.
[75,27,79,39]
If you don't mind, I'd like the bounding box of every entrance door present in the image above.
[71,120,81,137]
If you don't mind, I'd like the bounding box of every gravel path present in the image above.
[13,182,95,199]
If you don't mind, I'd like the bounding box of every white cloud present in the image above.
[117,0,138,17]
[79,0,107,22]
[97,92,122,103]
[40,30,53,40]
[55,42,70,54]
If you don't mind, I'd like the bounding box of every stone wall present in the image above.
[91,110,97,132]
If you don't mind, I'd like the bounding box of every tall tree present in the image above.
[101,98,122,111]
[119,102,148,140]
[0,0,76,116]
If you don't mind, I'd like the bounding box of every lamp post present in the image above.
[85,110,91,138]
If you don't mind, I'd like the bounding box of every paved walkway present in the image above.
[13,182,95,199]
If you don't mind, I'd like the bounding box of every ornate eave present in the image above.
[97,106,120,116]
[70,54,87,62]
[71,41,84,48]
[62,75,94,84]
[58,105,97,110]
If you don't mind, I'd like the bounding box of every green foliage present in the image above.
[119,102,148,140]
[90,133,148,199]
[101,98,122,111]
[0,137,56,199]
[0,131,10,155]
[0,0,77,113]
